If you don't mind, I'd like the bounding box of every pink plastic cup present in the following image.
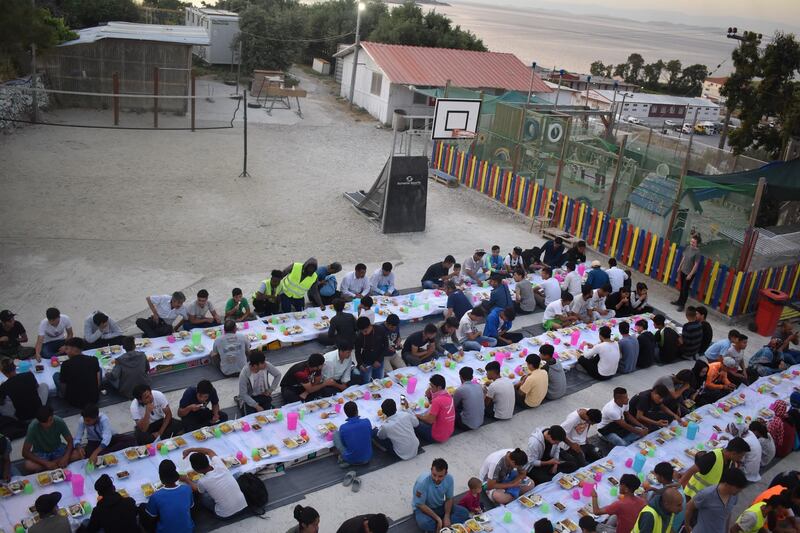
[407,377,418,394]
[334,403,342,413]
[553,338,561,345]
[241,421,250,432]
[570,331,581,345]
[582,483,594,497]
[325,432,334,441]
[64,469,72,481]
[243,321,250,330]
[166,335,176,343]
[287,412,299,431]
[625,457,634,468]
[71,473,85,497]
[594,472,603,482]
[147,445,156,456]
[363,391,371,400]
[572,488,581,500]
[590,324,598,331]
[578,264,587,276]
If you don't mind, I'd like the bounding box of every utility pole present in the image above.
[526,61,537,105]
[348,2,365,109]
[666,108,700,239]
[584,75,592,108]
[719,27,762,150]
[614,92,631,136]
[554,69,565,111]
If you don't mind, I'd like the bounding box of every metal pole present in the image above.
[554,69,564,111]
[553,116,572,192]
[526,62,537,105]
[235,41,242,96]
[609,84,618,137]
[736,177,766,271]
[153,67,159,129]
[112,72,119,126]
[239,90,250,177]
[614,93,629,137]
[666,108,700,238]
[606,134,627,214]
[190,73,196,132]
[348,3,363,108]
[643,126,653,167]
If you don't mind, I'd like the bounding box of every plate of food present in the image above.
[557,519,579,533]
[124,448,140,461]
[192,430,207,442]
[68,503,85,518]
[36,472,53,487]
[97,454,118,467]
[142,483,156,497]
[577,506,598,519]
[451,525,468,533]
[283,437,299,449]
[685,448,700,459]
[0,485,12,498]
[759,408,775,419]
[116,470,130,480]
[50,469,65,483]
[266,445,280,456]
[118,488,129,498]
[553,501,567,512]
[219,423,234,434]
[192,345,204,353]
[181,346,192,355]
[519,494,542,508]
[558,475,578,489]
[251,423,263,431]
[173,436,187,447]
[669,458,686,470]
[465,519,482,532]
[187,471,203,482]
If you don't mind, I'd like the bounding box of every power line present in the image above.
[238,28,355,43]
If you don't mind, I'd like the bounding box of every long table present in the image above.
[0,312,664,532]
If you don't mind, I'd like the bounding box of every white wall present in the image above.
[207,18,239,65]
[620,102,720,124]
[339,50,391,123]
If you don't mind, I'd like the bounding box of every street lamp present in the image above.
[348,1,366,108]
[554,69,566,111]
[584,75,592,108]
[526,61,537,105]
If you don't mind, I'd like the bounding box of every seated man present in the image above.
[479,448,534,505]
[463,249,490,284]
[34,307,73,360]
[225,288,254,322]
[252,270,284,316]
[543,291,577,331]
[534,267,561,309]
[723,332,749,385]
[412,459,469,533]
[617,321,639,374]
[629,384,678,432]
[402,323,439,366]
[83,311,124,349]
[184,290,222,330]
[145,460,194,532]
[777,320,800,365]
[488,245,507,276]
[280,353,336,404]
[130,384,181,445]
[380,314,405,371]
[457,306,497,352]
[316,262,343,305]
[182,447,248,519]
[370,262,399,296]
[485,361,515,420]
[340,263,371,302]
[504,246,526,273]
[444,281,472,321]
[211,320,250,377]
[354,317,388,380]
[484,306,523,347]
[513,268,537,316]
[75,403,133,465]
[564,240,587,265]
[516,353,549,408]
[597,387,648,447]
[679,306,704,360]
[324,298,357,347]
[540,237,566,268]
[415,374,456,444]
[559,407,603,469]
[561,262,583,297]
[30,491,71,532]
[635,319,656,369]
[0,358,47,422]
[238,351,281,414]
[654,369,695,416]
[586,260,610,290]
[136,292,187,338]
[697,357,738,406]
[486,274,514,311]
[587,285,614,320]
[55,337,100,409]
[570,284,595,323]
[421,255,456,290]
[434,318,460,355]
[87,474,140,533]
[375,399,420,460]
[525,425,568,484]
[605,286,634,318]
[104,336,150,399]
[453,367,485,430]
[704,329,740,362]
[0,309,35,359]
[577,326,620,380]
[22,406,80,473]
[748,337,786,377]
[322,341,356,392]
[178,380,228,432]
[589,474,646,533]
[542,345,567,401]
[333,401,373,467]
[631,282,652,314]
[653,314,679,364]
[605,258,629,292]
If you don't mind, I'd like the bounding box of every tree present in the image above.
[238,4,307,73]
[613,63,628,80]
[677,64,708,96]
[718,31,760,149]
[589,60,607,77]
[625,53,645,83]
[642,60,664,89]
[0,1,76,76]
[665,59,682,90]
[61,0,140,28]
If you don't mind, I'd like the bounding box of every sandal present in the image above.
[351,476,362,493]
[342,470,357,487]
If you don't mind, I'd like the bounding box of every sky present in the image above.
[454,0,800,35]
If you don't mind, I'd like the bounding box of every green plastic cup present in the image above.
[214,428,222,438]
[610,486,618,497]
[160,444,169,456]
[86,461,95,473]
[697,443,705,451]
[503,511,513,523]
[540,503,550,514]
[82,502,93,514]
[648,448,655,457]
[16,525,25,533]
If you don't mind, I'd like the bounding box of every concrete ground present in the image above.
[0,68,781,532]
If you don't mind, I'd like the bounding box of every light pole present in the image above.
[554,69,565,111]
[584,75,592,108]
[718,27,762,150]
[526,61,537,105]
[609,81,619,136]
[348,1,366,109]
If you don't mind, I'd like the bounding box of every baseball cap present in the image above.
[591,260,601,267]
[474,248,486,255]
[723,357,737,368]
[34,491,62,515]
[0,310,14,322]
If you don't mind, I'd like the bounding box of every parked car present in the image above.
[627,116,642,125]
[664,119,678,127]
[680,124,693,134]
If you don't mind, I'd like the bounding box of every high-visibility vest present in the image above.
[278,263,318,299]
[685,448,724,498]
[633,505,675,533]
[252,279,282,302]
[737,502,767,533]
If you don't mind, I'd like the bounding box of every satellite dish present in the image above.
[656,163,669,178]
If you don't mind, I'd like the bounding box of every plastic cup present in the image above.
[540,503,550,514]
[214,427,222,438]
[16,525,25,533]
[594,472,603,482]
[71,473,85,497]
[64,469,72,481]
[503,511,513,523]
[160,444,169,456]
[572,488,581,500]
[625,457,634,468]
[241,422,250,432]
[325,432,334,442]
[334,403,342,413]
[191,330,202,347]
[407,377,418,394]
[610,486,618,497]
[236,451,245,461]
[418,398,426,408]
[582,483,594,497]
[147,445,156,456]
[299,409,306,421]
[647,448,655,457]
[23,482,33,495]
[276,411,284,422]
[300,429,308,438]
[252,449,260,460]
[287,412,299,431]
[82,501,92,514]
[363,391,371,400]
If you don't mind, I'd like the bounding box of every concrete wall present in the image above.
[620,101,719,124]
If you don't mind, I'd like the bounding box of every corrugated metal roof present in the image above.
[628,174,679,216]
[339,42,550,93]
[60,22,210,47]
[591,89,718,108]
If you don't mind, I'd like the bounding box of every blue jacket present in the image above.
[484,307,512,339]
[339,416,373,464]
[748,346,783,376]
[586,268,610,290]
[488,284,513,311]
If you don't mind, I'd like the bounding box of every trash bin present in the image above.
[755,288,789,337]
[392,109,408,132]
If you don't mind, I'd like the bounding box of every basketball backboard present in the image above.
[431,98,482,140]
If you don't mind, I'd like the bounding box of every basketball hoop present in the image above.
[450,128,475,139]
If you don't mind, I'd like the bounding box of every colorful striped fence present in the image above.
[431,142,800,317]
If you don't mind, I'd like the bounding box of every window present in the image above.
[370,72,382,96]
[412,91,428,105]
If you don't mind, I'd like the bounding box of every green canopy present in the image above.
[687,158,800,202]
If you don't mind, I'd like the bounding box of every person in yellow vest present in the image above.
[252,270,284,317]
[732,495,790,533]
[680,437,750,499]
[684,468,748,533]
[632,486,684,533]
[279,258,323,313]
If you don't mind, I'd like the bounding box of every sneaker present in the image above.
[676,305,685,312]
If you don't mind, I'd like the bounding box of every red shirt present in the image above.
[430,390,455,442]
[604,494,647,533]
[458,492,481,513]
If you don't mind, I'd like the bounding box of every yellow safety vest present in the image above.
[252,279,282,302]
[633,505,675,533]
[278,263,318,299]
[738,502,767,533]
[685,448,724,498]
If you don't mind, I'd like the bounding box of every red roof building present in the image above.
[335,42,550,123]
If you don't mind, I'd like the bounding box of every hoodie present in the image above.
[107,350,150,399]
